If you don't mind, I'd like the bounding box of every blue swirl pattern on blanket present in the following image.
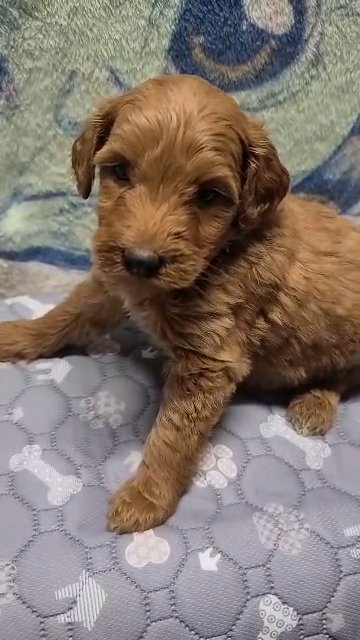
[169,0,307,91]
[0,0,358,269]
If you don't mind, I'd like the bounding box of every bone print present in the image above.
[9,445,82,505]
[125,530,170,568]
[258,594,299,639]
[260,413,331,469]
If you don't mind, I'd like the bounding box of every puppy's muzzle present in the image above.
[123,248,163,278]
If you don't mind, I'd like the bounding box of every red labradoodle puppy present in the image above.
[0,75,359,533]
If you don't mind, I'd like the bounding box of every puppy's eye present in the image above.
[196,187,221,208]
[112,163,130,182]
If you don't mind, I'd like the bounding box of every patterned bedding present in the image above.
[0,293,359,640]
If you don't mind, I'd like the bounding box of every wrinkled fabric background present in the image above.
[0,0,359,284]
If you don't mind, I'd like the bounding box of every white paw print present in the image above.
[125,530,170,568]
[79,391,125,429]
[193,443,237,489]
[253,504,310,555]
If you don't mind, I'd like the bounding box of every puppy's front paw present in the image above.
[0,320,39,362]
[108,479,173,534]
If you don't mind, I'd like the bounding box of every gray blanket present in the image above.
[1,294,359,639]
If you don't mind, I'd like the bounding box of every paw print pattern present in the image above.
[193,443,237,489]
[125,530,170,568]
[0,561,16,606]
[253,504,310,555]
[79,391,125,429]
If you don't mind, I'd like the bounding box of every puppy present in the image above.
[0,75,359,533]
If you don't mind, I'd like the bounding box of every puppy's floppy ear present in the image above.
[71,97,122,199]
[239,116,290,228]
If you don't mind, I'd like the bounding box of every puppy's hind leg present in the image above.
[287,387,341,437]
[288,365,360,436]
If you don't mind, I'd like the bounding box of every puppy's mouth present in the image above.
[120,254,202,290]
[94,235,206,291]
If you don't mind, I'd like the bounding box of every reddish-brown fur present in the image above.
[1,75,359,533]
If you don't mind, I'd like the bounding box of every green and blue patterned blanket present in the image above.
[0,0,359,269]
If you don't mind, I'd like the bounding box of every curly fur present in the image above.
[1,75,359,533]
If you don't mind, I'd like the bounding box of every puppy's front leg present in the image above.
[0,274,126,362]
[108,365,238,533]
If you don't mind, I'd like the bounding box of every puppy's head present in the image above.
[72,75,289,290]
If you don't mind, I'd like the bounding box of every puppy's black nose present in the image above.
[123,248,162,278]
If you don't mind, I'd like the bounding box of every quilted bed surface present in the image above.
[0,294,360,640]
